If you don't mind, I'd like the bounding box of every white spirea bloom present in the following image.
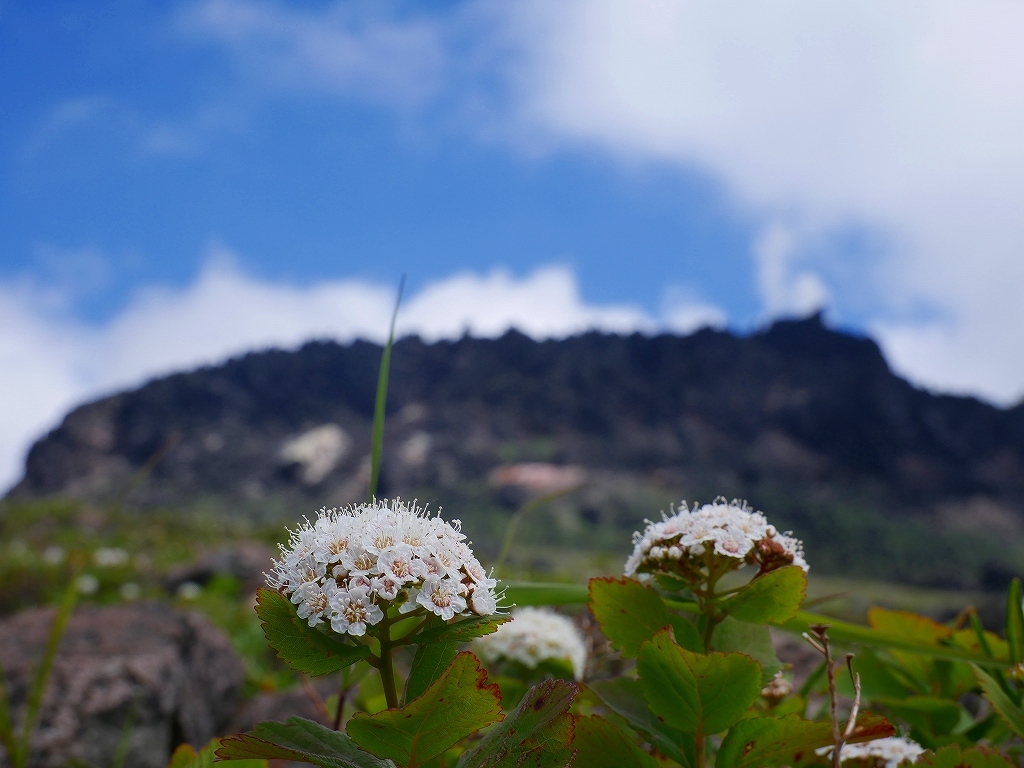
[473,607,587,680]
[267,499,499,636]
[817,737,924,768]
[624,498,808,582]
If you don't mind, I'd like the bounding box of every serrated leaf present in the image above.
[720,566,806,625]
[716,713,895,768]
[918,744,1016,768]
[1006,579,1024,665]
[712,616,783,685]
[588,677,693,768]
[572,715,659,768]
[216,717,394,768]
[458,679,576,768]
[638,628,762,737]
[348,652,502,768]
[590,577,671,657]
[668,614,702,653]
[255,588,370,676]
[173,738,265,768]
[404,640,458,705]
[413,613,511,645]
[875,695,962,737]
[973,664,1024,739]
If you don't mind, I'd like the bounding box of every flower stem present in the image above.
[694,734,706,768]
[377,616,399,709]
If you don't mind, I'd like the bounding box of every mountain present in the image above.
[8,314,1024,589]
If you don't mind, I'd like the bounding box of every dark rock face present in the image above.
[0,603,244,768]
[12,315,1024,507]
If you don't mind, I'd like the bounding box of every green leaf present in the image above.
[775,611,1010,666]
[503,582,590,606]
[457,678,577,768]
[844,648,913,700]
[413,613,511,645]
[918,745,1016,768]
[256,588,370,676]
[169,738,265,768]
[368,275,404,502]
[404,640,458,705]
[168,744,198,768]
[668,614,703,653]
[22,578,76,749]
[217,718,394,768]
[875,696,962,737]
[1006,579,1024,665]
[719,567,806,624]
[572,715,659,768]
[717,713,895,768]
[587,677,693,768]
[973,664,1024,739]
[590,578,671,657]
[348,652,502,768]
[637,628,762,737]
[712,617,783,685]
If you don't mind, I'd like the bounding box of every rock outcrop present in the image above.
[0,603,244,768]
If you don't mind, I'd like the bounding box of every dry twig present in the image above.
[803,624,862,768]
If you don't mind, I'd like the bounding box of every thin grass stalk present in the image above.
[19,578,77,763]
[367,274,406,503]
[494,485,581,577]
[0,659,17,764]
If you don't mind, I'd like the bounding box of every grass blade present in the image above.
[367,275,405,503]
[20,578,77,751]
[1006,578,1024,664]
[0,659,17,764]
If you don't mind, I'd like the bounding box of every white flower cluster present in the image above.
[624,498,807,581]
[267,500,499,637]
[474,607,587,680]
[818,738,924,768]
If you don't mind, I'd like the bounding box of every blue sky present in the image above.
[3,0,1024,488]
[1,0,759,323]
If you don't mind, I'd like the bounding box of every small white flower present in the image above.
[294,579,339,627]
[470,587,497,616]
[372,575,401,601]
[378,545,418,584]
[94,547,130,568]
[177,581,202,600]
[119,582,142,601]
[76,574,100,595]
[329,587,384,636]
[417,576,467,620]
[43,546,66,565]
[817,737,924,768]
[474,607,587,680]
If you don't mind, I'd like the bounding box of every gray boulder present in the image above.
[0,602,244,768]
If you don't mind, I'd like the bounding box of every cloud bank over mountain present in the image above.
[0,258,722,490]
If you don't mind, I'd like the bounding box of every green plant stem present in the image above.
[377,616,399,710]
[694,733,706,768]
[494,485,581,577]
[367,275,405,503]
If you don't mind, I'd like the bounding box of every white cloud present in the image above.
[753,224,829,319]
[181,0,1024,404]
[185,0,446,107]
[0,256,720,491]
[490,0,1024,403]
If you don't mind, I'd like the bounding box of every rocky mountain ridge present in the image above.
[8,315,1024,588]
